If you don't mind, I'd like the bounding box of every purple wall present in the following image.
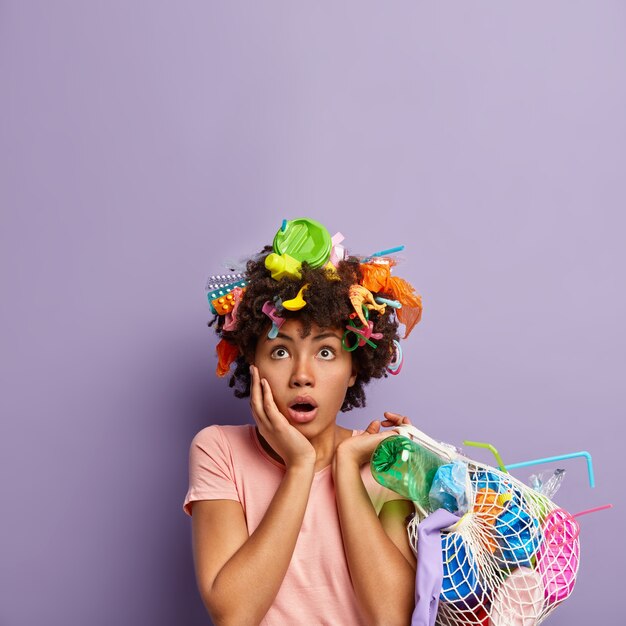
[1,2,623,624]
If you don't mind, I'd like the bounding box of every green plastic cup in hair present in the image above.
[272,218,332,269]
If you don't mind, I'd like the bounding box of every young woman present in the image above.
[183,220,423,625]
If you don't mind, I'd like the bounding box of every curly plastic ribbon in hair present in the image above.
[216,338,239,377]
[360,261,423,338]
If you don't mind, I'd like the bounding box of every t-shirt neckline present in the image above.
[248,425,357,477]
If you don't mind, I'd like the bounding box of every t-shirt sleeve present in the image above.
[183,425,240,516]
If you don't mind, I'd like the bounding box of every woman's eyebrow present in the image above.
[313,332,342,341]
[273,332,294,342]
[270,331,341,342]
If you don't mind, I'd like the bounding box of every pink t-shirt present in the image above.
[183,424,404,625]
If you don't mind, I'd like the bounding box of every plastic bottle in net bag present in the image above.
[370,435,444,510]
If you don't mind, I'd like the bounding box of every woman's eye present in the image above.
[318,347,336,360]
[271,347,289,359]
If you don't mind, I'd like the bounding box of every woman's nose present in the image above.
[290,359,314,387]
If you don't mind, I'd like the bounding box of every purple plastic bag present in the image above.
[412,509,460,626]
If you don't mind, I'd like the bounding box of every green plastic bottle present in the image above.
[370,435,444,510]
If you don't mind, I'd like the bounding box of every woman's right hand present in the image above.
[249,365,316,470]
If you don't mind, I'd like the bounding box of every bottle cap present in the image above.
[272,218,332,269]
[265,252,302,280]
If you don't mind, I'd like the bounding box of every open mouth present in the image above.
[287,398,318,423]
[290,402,316,412]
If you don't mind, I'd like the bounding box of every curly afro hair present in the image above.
[214,246,400,412]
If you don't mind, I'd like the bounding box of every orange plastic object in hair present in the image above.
[216,338,239,377]
[360,262,423,338]
[349,284,387,326]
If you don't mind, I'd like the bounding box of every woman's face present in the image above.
[253,318,356,438]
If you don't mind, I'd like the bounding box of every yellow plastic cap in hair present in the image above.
[265,252,302,281]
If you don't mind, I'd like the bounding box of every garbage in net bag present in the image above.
[371,426,582,626]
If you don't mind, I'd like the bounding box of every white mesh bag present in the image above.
[393,425,580,626]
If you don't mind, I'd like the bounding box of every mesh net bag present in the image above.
[375,425,580,626]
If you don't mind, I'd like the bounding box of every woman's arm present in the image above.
[192,366,316,626]
[192,463,314,625]
[333,413,416,626]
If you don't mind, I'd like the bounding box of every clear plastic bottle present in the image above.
[370,435,444,510]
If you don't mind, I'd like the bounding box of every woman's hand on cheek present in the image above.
[249,365,315,469]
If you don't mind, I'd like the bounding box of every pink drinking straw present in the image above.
[546,504,613,548]
[572,503,613,517]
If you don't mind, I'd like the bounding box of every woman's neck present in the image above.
[255,424,353,472]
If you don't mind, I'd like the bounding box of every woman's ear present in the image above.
[348,365,357,388]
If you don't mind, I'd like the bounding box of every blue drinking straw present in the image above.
[372,245,405,257]
[361,245,405,263]
[464,440,596,489]
[506,452,595,489]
